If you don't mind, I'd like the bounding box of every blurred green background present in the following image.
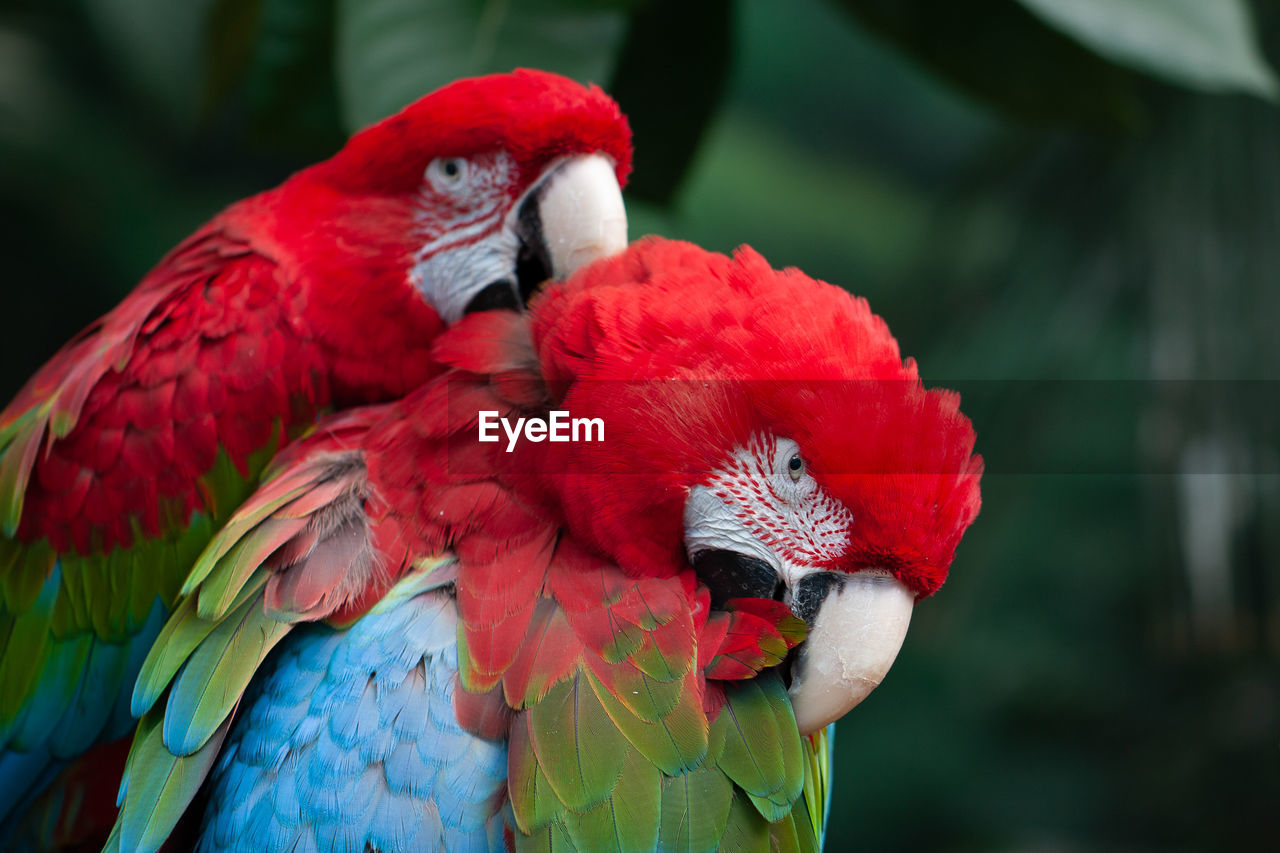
[2,0,1277,848]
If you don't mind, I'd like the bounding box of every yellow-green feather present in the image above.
[558,746,661,853]
[588,668,708,775]
[195,515,304,620]
[800,726,832,844]
[130,569,269,717]
[508,718,566,835]
[526,673,630,814]
[713,673,805,822]
[657,765,734,853]
[0,405,48,536]
[161,589,292,756]
[0,536,52,612]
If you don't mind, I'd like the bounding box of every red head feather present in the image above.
[519,237,982,596]
[311,68,632,196]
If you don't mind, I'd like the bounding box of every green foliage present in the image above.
[1018,0,1278,98]
[335,0,627,130]
[834,0,1147,131]
[203,0,345,154]
[608,0,732,204]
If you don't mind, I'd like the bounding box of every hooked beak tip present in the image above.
[538,153,628,279]
[787,573,915,734]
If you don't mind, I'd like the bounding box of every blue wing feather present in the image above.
[197,583,507,852]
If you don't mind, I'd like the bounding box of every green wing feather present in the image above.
[130,570,268,718]
[561,746,662,853]
[798,725,833,847]
[0,437,274,766]
[500,559,816,852]
[588,668,708,776]
[161,585,293,756]
[0,554,58,735]
[715,674,805,821]
[111,579,288,850]
[718,792,772,853]
[110,707,233,853]
[109,437,397,851]
[657,765,734,853]
[526,674,630,814]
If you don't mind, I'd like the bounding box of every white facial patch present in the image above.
[410,150,521,324]
[683,434,854,592]
[684,485,780,571]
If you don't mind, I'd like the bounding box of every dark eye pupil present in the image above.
[788,455,802,471]
[443,160,460,177]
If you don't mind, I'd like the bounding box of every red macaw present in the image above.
[107,237,981,851]
[0,69,631,848]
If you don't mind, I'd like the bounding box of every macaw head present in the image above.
[293,68,631,325]
[526,237,982,733]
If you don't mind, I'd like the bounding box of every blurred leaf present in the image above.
[201,0,345,155]
[833,0,1144,130]
[631,111,932,298]
[254,0,345,152]
[733,0,998,187]
[202,0,263,114]
[608,0,732,205]
[1018,0,1278,99]
[80,0,211,126]
[335,0,626,131]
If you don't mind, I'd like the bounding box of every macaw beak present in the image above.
[691,549,915,736]
[785,571,914,734]
[464,152,627,315]
[537,154,628,283]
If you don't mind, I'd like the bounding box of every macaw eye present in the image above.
[426,157,470,192]
[787,453,804,481]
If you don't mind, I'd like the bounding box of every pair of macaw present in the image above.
[0,69,982,851]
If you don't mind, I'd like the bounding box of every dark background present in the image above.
[2,0,1277,848]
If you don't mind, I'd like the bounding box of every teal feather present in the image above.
[9,632,91,751]
[116,709,232,853]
